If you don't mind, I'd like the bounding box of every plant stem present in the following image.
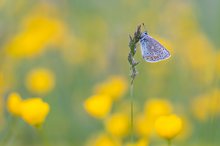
[128,25,142,144]
[167,139,172,146]
[36,125,50,146]
[130,83,134,143]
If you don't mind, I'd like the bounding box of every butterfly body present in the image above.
[139,32,171,63]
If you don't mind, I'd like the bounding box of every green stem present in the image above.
[128,24,141,144]
[130,83,134,143]
[167,139,172,146]
[36,125,50,146]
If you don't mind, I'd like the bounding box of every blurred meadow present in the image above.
[1,0,220,146]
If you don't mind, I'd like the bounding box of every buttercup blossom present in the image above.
[7,93,50,127]
[105,113,129,138]
[25,68,55,95]
[191,89,220,121]
[208,89,220,115]
[94,76,128,101]
[215,52,220,77]
[84,95,112,119]
[7,92,22,116]
[155,114,182,140]
[191,95,209,121]
[6,14,65,58]
[90,134,121,146]
[144,99,173,120]
[183,33,215,84]
[20,98,50,126]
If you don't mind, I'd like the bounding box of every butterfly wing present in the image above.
[140,35,171,63]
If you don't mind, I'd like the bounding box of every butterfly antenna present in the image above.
[142,23,148,33]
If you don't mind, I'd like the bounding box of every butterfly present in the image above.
[139,31,171,63]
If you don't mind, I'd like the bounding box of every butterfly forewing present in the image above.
[140,33,170,63]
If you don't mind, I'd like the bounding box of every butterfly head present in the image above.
[140,31,148,39]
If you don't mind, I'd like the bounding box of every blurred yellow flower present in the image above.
[191,95,209,121]
[192,89,220,121]
[182,33,215,84]
[6,14,65,58]
[20,98,50,126]
[0,0,5,8]
[94,76,128,101]
[89,134,121,146]
[84,95,112,119]
[144,99,173,120]
[184,34,214,70]
[125,138,148,146]
[25,68,55,95]
[209,89,220,115]
[105,113,129,138]
[7,92,22,116]
[215,51,220,77]
[155,114,182,140]
[135,114,154,137]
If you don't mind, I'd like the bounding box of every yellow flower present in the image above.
[135,139,148,146]
[215,52,220,77]
[7,93,50,127]
[105,113,129,137]
[144,99,173,120]
[94,76,128,101]
[6,14,65,58]
[155,114,182,140]
[20,98,50,126]
[7,92,22,116]
[182,33,215,84]
[90,134,121,146]
[135,114,154,137]
[184,34,214,70]
[191,89,220,121]
[84,95,112,119]
[209,89,220,115]
[0,0,5,8]
[191,95,209,121]
[25,68,55,95]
